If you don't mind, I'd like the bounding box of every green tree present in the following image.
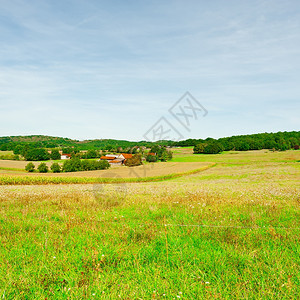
[237,142,250,151]
[13,144,23,155]
[51,163,61,173]
[37,163,48,173]
[203,142,224,154]
[25,162,35,172]
[146,155,157,162]
[50,149,61,160]
[193,143,206,154]
[86,149,97,159]
[24,148,50,161]
[62,157,82,172]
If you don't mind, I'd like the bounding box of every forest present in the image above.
[0,131,299,155]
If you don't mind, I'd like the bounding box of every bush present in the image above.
[37,163,48,173]
[97,160,110,170]
[25,162,35,172]
[51,163,61,173]
[125,154,142,167]
[146,155,157,162]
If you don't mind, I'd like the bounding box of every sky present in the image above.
[0,0,299,141]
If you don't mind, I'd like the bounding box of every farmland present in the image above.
[0,149,299,299]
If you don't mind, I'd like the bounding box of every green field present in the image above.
[0,149,299,299]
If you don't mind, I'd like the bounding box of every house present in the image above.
[100,155,118,161]
[119,153,133,160]
[61,153,71,160]
[108,159,123,166]
[100,153,133,165]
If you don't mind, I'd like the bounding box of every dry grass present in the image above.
[0,161,214,178]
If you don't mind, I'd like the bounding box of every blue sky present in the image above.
[0,0,299,141]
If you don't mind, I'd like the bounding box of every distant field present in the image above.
[172,148,300,164]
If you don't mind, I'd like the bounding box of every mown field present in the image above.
[0,149,299,299]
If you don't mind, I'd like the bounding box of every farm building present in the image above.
[100,153,133,165]
[61,154,71,160]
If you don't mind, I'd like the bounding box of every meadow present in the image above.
[0,149,299,299]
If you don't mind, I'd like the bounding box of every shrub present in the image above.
[97,160,110,170]
[51,163,61,173]
[146,155,157,162]
[25,162,35,172]
[125,154,142,167]
[37,163,49,173]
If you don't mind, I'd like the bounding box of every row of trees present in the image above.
[175,131,300,152]
[0,135,173,153]
[62,158,110,172]
[25,158,110,173]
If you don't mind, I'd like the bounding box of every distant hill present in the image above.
[0,135,171,151]
[0,131,299,152]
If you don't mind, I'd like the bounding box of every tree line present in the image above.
[175,131,300,154]
[25,158,110,173]
[1,131,299,158]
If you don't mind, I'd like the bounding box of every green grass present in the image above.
[0,151,14,155]
[0,167,25,172]
[0,150,299,299]
[0,184,299,299]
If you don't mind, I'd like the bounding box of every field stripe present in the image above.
[0,163,216,185]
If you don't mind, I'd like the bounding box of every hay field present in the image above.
[0,160,214,179]
[0,150,299,299]
[0,160,55,170]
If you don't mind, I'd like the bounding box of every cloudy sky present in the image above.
[0,0,299,141]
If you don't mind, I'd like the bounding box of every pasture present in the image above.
[0,150,299,299]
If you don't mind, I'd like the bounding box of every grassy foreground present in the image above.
[0,150,299,299]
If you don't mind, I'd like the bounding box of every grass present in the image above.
[0,167,25,172]
[0,150,299,299]
[0,151,14,155]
